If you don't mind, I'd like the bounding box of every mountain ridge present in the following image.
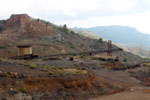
[74,25,150,57]
[74,25,150,48]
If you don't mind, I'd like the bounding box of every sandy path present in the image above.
[88,90,150,100]
[94,69,141,86]
[89,67,150,100]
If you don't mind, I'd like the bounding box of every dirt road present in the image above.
[88,90,150,100]
[89,67,150,100]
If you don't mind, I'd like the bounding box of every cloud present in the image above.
[59,11,150,34]
[108,0,137,12]
[0,0,150,33]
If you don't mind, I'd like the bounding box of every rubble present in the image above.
[0,71,26,78]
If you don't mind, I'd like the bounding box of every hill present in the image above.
[0,14,144,65]
[0,14,104,57]
[117,44,150,58]
[73,29,100,39]
[74,25,150,48]
[0,14,54,39]
[74,26,150,57]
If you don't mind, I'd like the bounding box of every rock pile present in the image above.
[0,71,26,78]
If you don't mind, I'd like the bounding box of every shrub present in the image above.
[77,67,81,70]
[80,44,84,47]
[2,20,7,24]
[63,24,67,29]
[29,64,37,69]
[81,53,86,58]
[123,58,127,62]
[98,38,103,43]
[20,87,27,93]
[68,71,81,75]
[62,24,69,33]
[98,83,105,88]
[0,26,3,32]
[69,71,76,75]
[70,31,76,35]
[144,58,150,62]
[59,67,64,70]
[43,65,51,70]
[70,46,74,49]
[58,70,65,75]
[75,71,81,74]
[48,71,54,75]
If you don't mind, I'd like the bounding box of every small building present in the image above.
[17,45,32,56]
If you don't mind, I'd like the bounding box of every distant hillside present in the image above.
[74,26,150,57]
[73,30,100,39]
[117,44,150,58]
[74,25,150,48]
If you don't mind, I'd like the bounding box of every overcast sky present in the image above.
[1,0,150,34]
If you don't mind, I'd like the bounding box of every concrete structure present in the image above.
[17,45,32,56]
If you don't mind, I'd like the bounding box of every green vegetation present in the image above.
[81,53,87,58]
[56,24,70,34]
[63,24,67,29]
[62,24,69,34]
[2,20,7,24]
[0,45,9,49]
[144,57,150,62]
[123,58,127,62]
[58,70,65,75]
[42,65,64,75]
[80,44,84,47]
[70,46,74,49]
[98,38,103,43]
[37,65,86,76]
[69,71,77,75]
[20,87,27,93]
[29,64,37,69]
[0,26,3,32]
[70,31,76,35]
[44,65,65,75]
[38,19,52,26]
[48,71,54,75]
[98,83,104,88]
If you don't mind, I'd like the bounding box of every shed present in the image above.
[17,45,32,56]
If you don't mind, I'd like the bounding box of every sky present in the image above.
[0,0,150,34]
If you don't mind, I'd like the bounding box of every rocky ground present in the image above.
[89,90,150,100]
[0,55,149,100]
[0,14,148,100]
[0,56,124,100]
[88,64,150,100]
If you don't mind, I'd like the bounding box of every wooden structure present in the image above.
[11,48,122,60]
[17,45,32,56]
[107,40,112,56]
[12,44,122,60]
[11,45,38,59]
[39,48,123,60]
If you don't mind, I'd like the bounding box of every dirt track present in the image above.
[89,67,150,100]
[89,90,150,100]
